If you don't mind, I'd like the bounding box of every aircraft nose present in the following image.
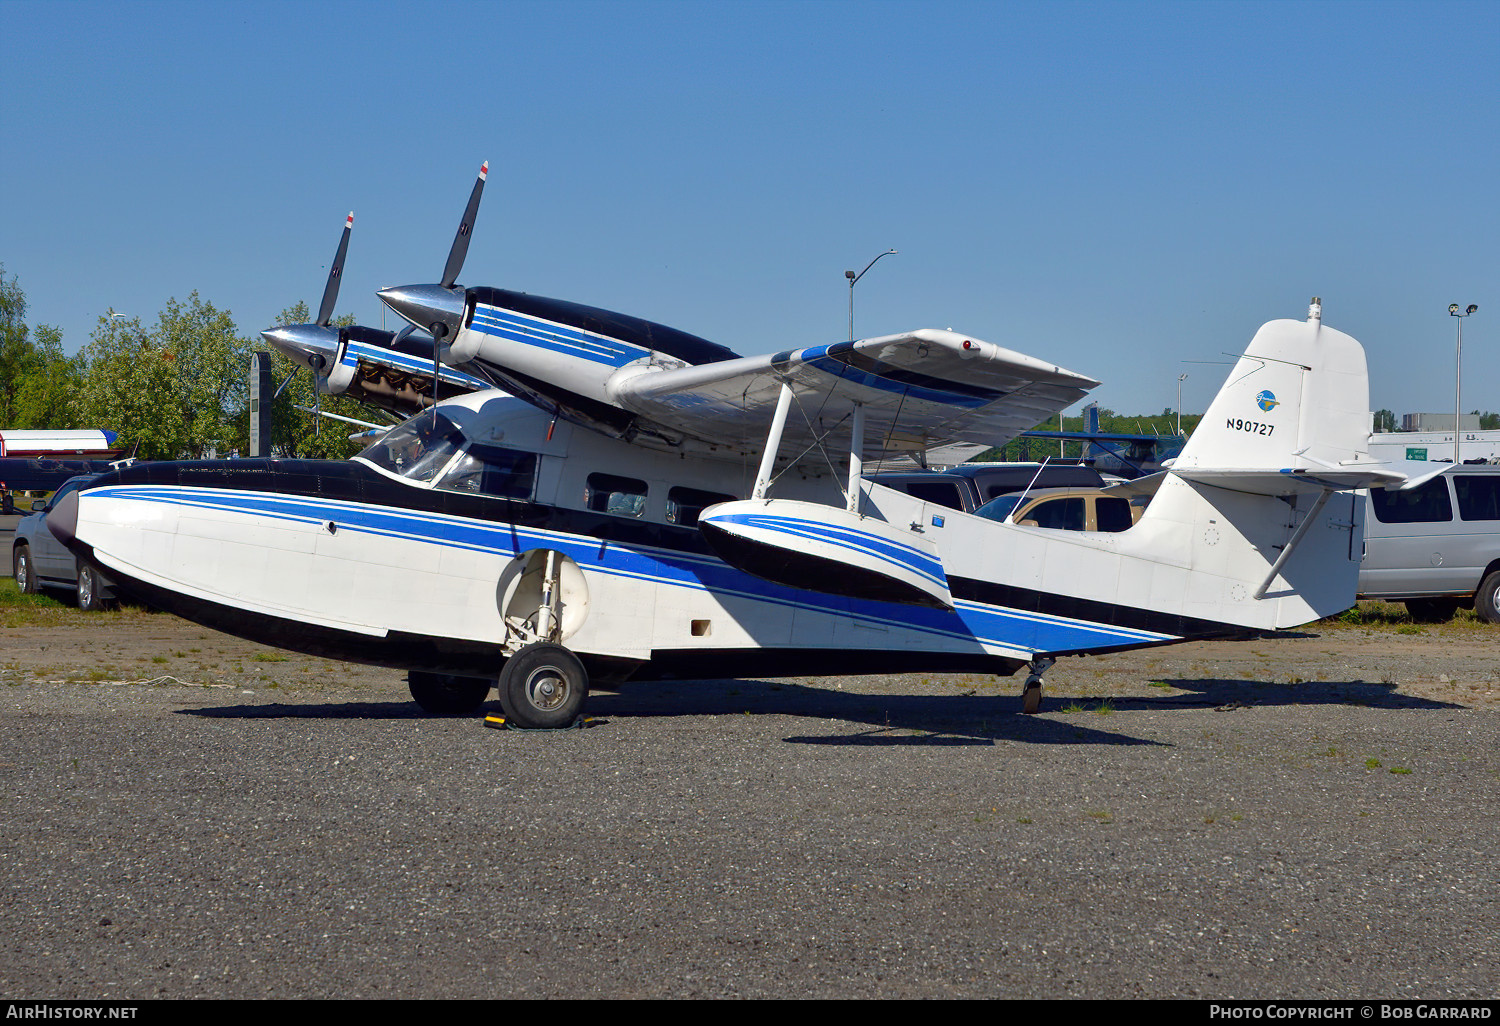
[48,487,78,549]
[377,283,466,337]
[261,324,339,372]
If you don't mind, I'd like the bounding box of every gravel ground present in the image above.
[2,607,1498,999]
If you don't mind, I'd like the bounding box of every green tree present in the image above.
[1374,409,1397,432]
[77,311,187,459]
[77,294,253,459]
[0,264,84,429]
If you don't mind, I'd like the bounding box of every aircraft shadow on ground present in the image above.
[175,672,1458,746]
[179,684,1156,747]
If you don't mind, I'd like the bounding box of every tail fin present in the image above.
[1133,300,1389,629]
[1170,298,1385,487]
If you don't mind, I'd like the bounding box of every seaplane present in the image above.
[49,164,1415,728]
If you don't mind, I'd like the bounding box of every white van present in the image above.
[1358,464,1500,623]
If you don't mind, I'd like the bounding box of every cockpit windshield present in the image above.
[357,412,467,484]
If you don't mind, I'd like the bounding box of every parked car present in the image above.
[1358,464,1500,623]
[872,463,1107,513]
[11,474,116,610]
[972,486,1141,532]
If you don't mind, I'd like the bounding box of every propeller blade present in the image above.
[440,161,488,289]
[317,212,354,327]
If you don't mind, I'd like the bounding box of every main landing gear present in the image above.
[496,642,589,729]
[1021,657,1055,715]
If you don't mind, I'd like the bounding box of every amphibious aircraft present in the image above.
[49,165,1411,727]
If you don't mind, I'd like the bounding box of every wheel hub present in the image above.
[525,668,567,710]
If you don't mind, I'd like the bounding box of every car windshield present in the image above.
[974,495,1024,522]
[357,412,467,484]
[45,476,97,511]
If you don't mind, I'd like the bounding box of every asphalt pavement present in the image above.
[3,670,1498,999]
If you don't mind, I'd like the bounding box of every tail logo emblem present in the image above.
[1255,390,1279,412]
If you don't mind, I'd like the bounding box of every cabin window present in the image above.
[1455,476,1500,521]
[438,445,538,500]
[585,473,648,518]
[1371,478,1453,524]
[666,486,736,526]
[358,413,466,484]
[1095,497,1134,533]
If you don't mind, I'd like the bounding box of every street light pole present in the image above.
[1450,303,1478,464]
[1176,373,1188,436]
[846,249,897,341]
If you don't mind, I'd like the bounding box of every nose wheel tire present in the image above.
[498,643,588,729]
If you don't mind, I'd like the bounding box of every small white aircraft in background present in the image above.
[50,165,1411,727]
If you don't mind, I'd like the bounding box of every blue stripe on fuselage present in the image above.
[85,483,1175,655]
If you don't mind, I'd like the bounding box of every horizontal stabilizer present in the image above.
[1171,465,1406,497]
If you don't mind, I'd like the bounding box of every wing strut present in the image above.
[846,402,865,515]
[752,382,795,499]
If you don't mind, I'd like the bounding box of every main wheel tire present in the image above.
[1476,570,1500,625]
[14,544,36,594]
[498,643,588,729]
[77,563,107,612]
[407,671,491,715]
[1405,598,1459,623]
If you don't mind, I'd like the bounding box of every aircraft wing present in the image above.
[607,328,1098,460]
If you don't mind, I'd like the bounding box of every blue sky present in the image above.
[3,0,1495,421]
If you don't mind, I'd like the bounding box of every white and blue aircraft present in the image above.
[50,166,1411,726]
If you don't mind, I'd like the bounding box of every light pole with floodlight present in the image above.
[846,249,897,341]
[1176,373,1188,436]
[1450,303,1478,464]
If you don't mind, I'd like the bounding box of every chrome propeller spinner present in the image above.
[261,211,360,432]
[377,160,489,412]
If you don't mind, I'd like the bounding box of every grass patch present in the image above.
[1060,699,1114,715]
[252,652,289,663]
[0,577,69,624]
[1325,601,1490,632]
